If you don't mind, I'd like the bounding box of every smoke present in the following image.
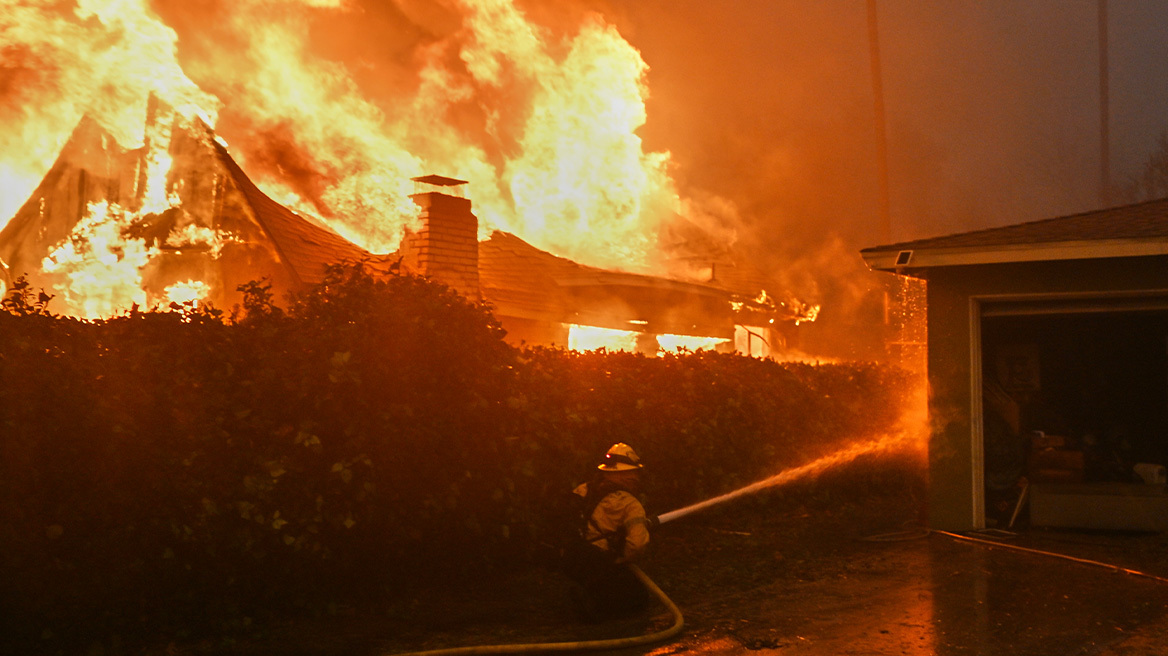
[590,0,1167,358]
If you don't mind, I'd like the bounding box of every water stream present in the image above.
[657,430,921,525]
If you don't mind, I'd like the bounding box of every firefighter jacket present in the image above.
[572,482,651,563]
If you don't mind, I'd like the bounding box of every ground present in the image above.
[168,483,1168,656]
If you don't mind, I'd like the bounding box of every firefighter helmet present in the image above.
[598,442,643,471]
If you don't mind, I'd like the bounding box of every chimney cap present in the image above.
[412,174,468,186]
[412,174,468,198]
[411,172,464,190]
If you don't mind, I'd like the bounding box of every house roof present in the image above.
[479,230,743,335]
[213,141,397,285]
[861,196,1168,272]
[478,231,574,321]
[479,231,729,309]
[0,116,118,285]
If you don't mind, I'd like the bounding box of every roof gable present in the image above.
[0,116,124,283]
[212,142,395,285]
[0,109,395,301]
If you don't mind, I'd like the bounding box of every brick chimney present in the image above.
[400,175,480,300]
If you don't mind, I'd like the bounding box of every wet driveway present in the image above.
[186,493,1168,656]
[642,529,1168,656]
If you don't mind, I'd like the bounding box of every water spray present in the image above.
[389,428,925,656]
[657,430,922,525]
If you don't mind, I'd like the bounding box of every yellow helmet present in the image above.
[598,443,643,471]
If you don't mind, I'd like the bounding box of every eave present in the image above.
[861,237,1168,275]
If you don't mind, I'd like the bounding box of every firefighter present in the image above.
[563,442,654,621]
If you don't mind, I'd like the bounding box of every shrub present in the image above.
[0,264,918,653]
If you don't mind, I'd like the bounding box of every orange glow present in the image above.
[165,280,211,307]
[657,334,727,353]
[568,324,639,352]
[734,325,770,358]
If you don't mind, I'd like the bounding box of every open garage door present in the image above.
[980,298,1168,530]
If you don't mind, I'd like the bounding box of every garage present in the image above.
[861,197,1168,531]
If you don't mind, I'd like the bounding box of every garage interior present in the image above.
[981,301,1168,530]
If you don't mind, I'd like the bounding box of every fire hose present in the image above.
[862,525,1168,584]
[386,564,684,656]
[932,529,1168,584]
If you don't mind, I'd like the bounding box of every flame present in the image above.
[41,201,157,319]
[0,0,218,221]
[568,324,640,352]
[657,334,727,353]
[164,224,235,258]
[140,111,179,216]
[31,104,227,318]
[2,0,677,261]
[485,10,677,268]
[165,279,211,307]
[1,0,810,326]
[569,324,729,355]
[796,304,821,325]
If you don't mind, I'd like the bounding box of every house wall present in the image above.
[923,254,1168,530]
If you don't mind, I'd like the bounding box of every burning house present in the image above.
[1,102,804,355]
[0,99,397,317]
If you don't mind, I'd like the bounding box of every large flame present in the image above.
[0,0,218,215]
[1,0,817,338]
[1,0,681,265]
[40,200,157,319]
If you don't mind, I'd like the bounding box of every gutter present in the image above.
[861,238,1168,273]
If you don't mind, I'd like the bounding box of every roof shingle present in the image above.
[214,142,396,285]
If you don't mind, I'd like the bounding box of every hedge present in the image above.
[0,265,919,653]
